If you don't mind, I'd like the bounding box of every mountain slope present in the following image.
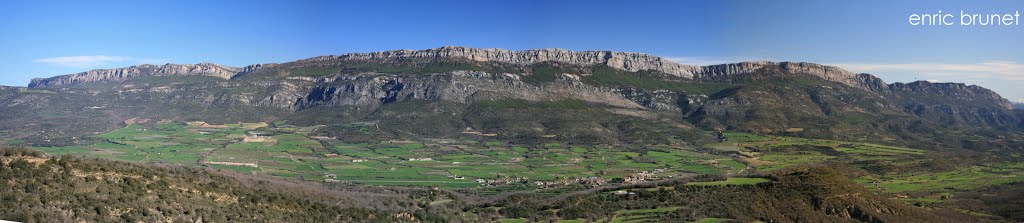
[5,47,1021,149]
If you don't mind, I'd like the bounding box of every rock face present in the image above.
[693,61,863,86]
[289,71,645,111]
[19,47,1015,119]
[328,46,700,77]
[29,63,240,88]
[308,46,865,88]
[10,46,1020,145]
[28,47,865,90]
[885,81,1013,109]
[876,81,1018,127]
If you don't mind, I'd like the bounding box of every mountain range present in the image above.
[3,46,1022,150]
[3,46,1024,222]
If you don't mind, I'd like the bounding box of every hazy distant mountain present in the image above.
[4,47,1021,149]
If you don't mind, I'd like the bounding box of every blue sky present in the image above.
[1,0,1022,101]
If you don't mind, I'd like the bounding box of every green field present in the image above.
[705,132,928,172]
[17,121,1024,222]
[860,163,1024,193]
[27,122,1024,205]
[29,121,747,189]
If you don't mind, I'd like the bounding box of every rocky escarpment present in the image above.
[17,47,1017,124]
[849,76,1017,127]
[693,61,863,87]
[232,63,279,79]
[885,81,1013,109]
[878,81,1018,127]
[290,71,646,110]
[304,46,866,88]
[323,46,699,77]
[27,47,868,91]
[4,46,1022,147]
[29,63,240,88]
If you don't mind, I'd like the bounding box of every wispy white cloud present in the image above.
[34,56,172,68]
[34,55,127,68]
[831,61,1024,81]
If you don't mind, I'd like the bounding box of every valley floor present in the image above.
[6,120,1024,222]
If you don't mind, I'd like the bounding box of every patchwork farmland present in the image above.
[26,121,1024,203]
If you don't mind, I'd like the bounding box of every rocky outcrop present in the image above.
[886,81,1012,109]
[19,47,1014,120]
[27,47,868,90]
[4,46,1022,147]
[29,63,240,88]
[693,61,861,86]
[879,81,1017,127]
[315,46,694,76]
[231,63,279,79]
[291,71,645,110]
[308,46,865,88]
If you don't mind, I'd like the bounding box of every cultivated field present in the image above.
[26,121,1024,204]
[29,121,743,190]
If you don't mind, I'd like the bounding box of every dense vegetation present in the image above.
[7,142,1024,222]
[0,147,395,222]
[16,120,1024,222]
[488,167,986,222]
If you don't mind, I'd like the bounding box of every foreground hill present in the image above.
[0,147,399,222]
[4,47,1021,151]
[496,167,990,222]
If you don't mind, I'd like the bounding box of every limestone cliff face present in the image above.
[693,61,861,86]
[290,71,646,110]
[29,47,866,91]
[880,81,1017,126]
[69,69,648,113]
[309,46,864,88]
[19,47,1013,119]
[5,46,1023,144]
[232,63,278,79]
[29,63,239,88]
[302,46,700,78]
[887,81,1012,109]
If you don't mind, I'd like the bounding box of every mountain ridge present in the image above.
[244,46,868,88]
[24,47,1011,110]
[8,46,1019,148]
[27,47,864,89]
[28,63,239,88]
[27,47,1008,107]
